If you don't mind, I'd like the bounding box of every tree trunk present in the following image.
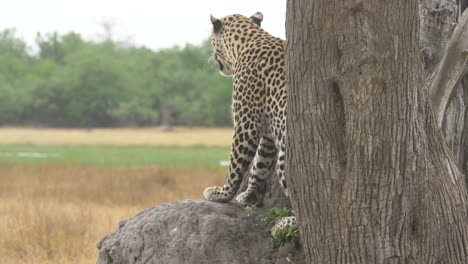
[420,0,468,183]
[403,0,468,194]
[421,0,468,188]
[285,0,468,263]
[420,0,468,189]
[420,0,457,77]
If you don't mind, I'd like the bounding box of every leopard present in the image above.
[203,12,295,234]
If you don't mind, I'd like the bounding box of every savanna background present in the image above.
[0,1,285,263]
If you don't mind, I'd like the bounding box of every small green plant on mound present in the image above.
[262,208,301,249]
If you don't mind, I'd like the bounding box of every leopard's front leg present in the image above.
[204,125,260,202]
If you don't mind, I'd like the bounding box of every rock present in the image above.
[97,172,304,264]
[96,200,301,263]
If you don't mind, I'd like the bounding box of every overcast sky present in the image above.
[0,0,287,51]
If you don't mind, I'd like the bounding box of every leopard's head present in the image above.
[210,12,263,76]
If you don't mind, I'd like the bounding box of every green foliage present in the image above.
[262,208,301,250]
[263,207,294,231]
[270,224,301,250]
[0,30,232,127]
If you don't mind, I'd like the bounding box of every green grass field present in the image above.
[0,144,230,168]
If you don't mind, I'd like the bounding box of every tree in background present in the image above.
[286,0,468,262]
[0,29,40,124]
[0,31,232,127]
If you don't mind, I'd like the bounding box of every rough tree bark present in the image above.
[285,0,468,263]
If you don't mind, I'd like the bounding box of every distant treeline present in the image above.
[0,29,233,127]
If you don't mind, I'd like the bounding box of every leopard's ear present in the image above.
[249,12,263,27]
[210,14,222,33]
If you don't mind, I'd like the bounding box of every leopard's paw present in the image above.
[235,191,250,206]
[235,190,262,206]
[203,186,233,203]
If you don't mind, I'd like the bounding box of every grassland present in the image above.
[0,144,229,168]
[0,127,232,264]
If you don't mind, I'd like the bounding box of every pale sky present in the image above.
[0,0,287,51]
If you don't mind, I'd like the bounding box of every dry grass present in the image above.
[0,127,232,147]
[0,162,224,264]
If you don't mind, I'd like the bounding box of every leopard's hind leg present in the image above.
[236,136,277,205]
